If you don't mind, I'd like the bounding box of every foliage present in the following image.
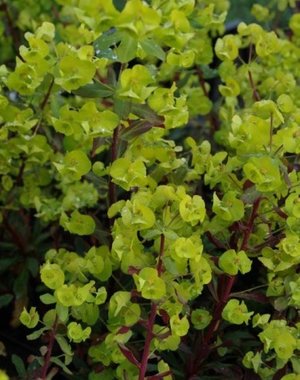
[0,0,299,379]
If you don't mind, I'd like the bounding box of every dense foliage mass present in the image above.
[0,0,299,379]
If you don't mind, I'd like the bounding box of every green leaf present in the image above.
[50,357,73,375]
[56,303,69,322]
[64,210,96,236]
[191,309,212,330]
[140,39,165,61]
[64,150,91,180]
[20,307,39,329]
[222,299,254,325]
[74,82,115,98]
[134,268,166,300]
[0,294,13,308]
[56,336,73,356]
[11,354,26,377]
[117,34,138,63]
[40,293,56,305]
[40,262,65,290]
[113,98,132,118]
[26,327,47,340]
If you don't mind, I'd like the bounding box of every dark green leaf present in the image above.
[113,0,127,11]
[130,103,164,124]
[13,270,29,298]
[0,257,18,273]
[199,65,218,79]
[113,98,132,119]
[26,257,39,277]
[140,39,165,61]
[120,120,153,141]
[95,47,118,61]
[0,294,13,308]
[11,354,26,377]
[94,29,123,51]
[73,82,115,98]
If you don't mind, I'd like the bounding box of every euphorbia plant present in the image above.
[0,0,299,379]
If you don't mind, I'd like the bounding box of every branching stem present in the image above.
[138,234,165,380]
[187,198,261,378]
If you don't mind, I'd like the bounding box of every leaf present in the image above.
[40,293,56,305]
[11,354,26,377]
[65,211,96,236]
[140,39,166,61]
[146,371,172,380]
[199,65,218,79]
[130,103,164,124]
[50,357,73,375]
[56,336,73,356]
[116,34,138,63]
[26,257,39,277]
[113,0,127,11]
[94,29,123,51]
[113,98,132,118]
[120,120,153,141]
[27,327,47,340]
[56,304,68,323]
[13,270,29,298]
[74,82,114,98]
[232,292,269,304]
[0,294,13,308]
[0,257,18,273]
[118,344,140,368]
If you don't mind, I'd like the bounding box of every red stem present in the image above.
[40,317,58,380]
[138,303,158,380]
[240,197,261,251]
[138,235,165,380]
[2,215,26,252]
[0,1,21,57]
[196,67,219,132]
[108,125,120,208]
[187,198,261,378]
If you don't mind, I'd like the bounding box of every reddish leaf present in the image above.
[231,292,269,304]
[118,344,140,368]
[146,370,172,380]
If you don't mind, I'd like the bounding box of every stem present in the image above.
[269,112,273,150]
[240,197,261,251]
[138,303,157,380]
[205,231,227,250]
[187,198,261,378]
[108,125,120,208]
[138,235,165,380]
[196,67,219,132]
[2,215,26,252]
[0,1,21,57]
[40,317,58,380]
[248,70,260,102]
[40,77,55,110]
[33,77,55,135]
